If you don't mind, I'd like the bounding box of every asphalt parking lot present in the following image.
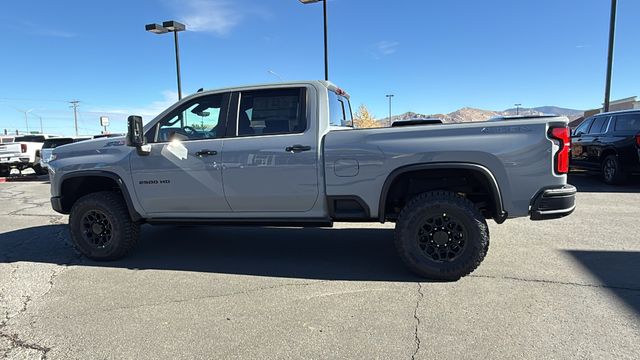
[1,175,639,359]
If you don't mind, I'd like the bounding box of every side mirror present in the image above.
[127,115,150,155]
[127,115,145,147]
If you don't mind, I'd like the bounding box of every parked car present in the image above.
[0,134,59,175]
[39,137,92,171]
[570,109,640,184]
[48,81,575,280]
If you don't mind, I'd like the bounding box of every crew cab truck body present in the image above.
[48,81,575,280]
[0,134,58,175]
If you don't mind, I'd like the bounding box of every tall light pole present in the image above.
[386,94,394,124]
[22,109,33,133]
[146,20,186,100]
[299,0,329,81]
[70,100,80,136]
[603,0,617,112]
[515,103,522,115]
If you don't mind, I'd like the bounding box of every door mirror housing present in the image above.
[127,115,151,155]
[127,115,145,147]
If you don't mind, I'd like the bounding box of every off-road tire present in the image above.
[69,191,139,260]
[395,191,489,281]
[601,154,627,185]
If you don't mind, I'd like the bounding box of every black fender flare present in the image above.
[59,170,142,221]
[378,162,507,223]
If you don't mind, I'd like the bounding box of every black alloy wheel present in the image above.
[81,210,113,249]
[417,212,468,262]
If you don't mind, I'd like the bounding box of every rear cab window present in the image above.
[43,138,74,149]
[328,91,353,128]
[14,135,46,143]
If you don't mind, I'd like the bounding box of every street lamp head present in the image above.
[162,20,186,32]
[299,0,322,3]
[145,23,169,34]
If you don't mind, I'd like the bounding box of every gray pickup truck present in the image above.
[48,81,575,280]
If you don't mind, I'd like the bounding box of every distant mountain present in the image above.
[502,106,583,117]
[379,105,583,126]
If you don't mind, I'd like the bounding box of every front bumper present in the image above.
[51,196,66,214]
[530,184,576,220]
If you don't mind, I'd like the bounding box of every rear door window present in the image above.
[236,88,306,137]
[614,113,640,132]
[588,116,608,134]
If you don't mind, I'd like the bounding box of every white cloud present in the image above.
[171,0,244,35]
[19,21,77,38]
[376,41,399,55]
[89,90,179,118]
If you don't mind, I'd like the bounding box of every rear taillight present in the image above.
[549,127,570,174]
[635,134,640,147]
[20,144,27,153]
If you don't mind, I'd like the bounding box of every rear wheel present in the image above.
[395,191,489,281]
[69,191,139,260]
[601,154,627,185]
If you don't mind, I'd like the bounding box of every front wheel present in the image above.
[69,191,139,260]
[395,191,489,281]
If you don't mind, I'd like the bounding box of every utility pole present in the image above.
[37,116,43,134]
[24,112,30,132]
[386,94,394,124]
[70,100,80,136]
[603,0,617,112]
[515,103,522,116]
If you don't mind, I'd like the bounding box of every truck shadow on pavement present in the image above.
[568,173,640,193]
[566,250,640,316]
[0,224,426,282]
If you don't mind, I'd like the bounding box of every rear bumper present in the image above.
[0,156,30,165]
[530,184,576,220]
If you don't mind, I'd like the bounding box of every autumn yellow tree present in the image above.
[353,104,380,128]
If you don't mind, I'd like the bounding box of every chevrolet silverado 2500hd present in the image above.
[48,81,575,280]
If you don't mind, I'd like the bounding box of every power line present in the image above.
[69,100,80,136]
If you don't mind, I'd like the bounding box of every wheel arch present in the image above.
[599,148,618,162]
[59,171,142,221]
[378,163,507,223]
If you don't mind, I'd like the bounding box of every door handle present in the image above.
[195,149,218,157]
[285,144,312,153]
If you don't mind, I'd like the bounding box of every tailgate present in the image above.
[0,144,22,156]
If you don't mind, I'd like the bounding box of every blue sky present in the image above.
[0,0,638,135]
